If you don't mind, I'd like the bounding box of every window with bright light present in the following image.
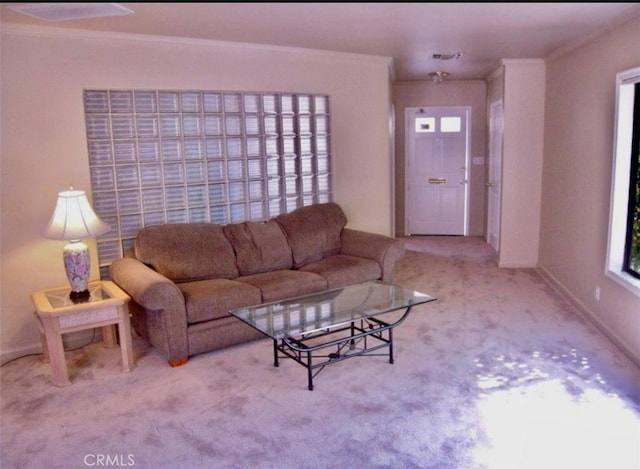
[440,116,461,133]
[415,117,435,133]
[606,67,640,296]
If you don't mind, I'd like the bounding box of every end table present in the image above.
[31,280,134,386]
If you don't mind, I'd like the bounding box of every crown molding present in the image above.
[499,58,546,66]
[485,66,504,82]
[546,4,640,63]
[1,23,392,67]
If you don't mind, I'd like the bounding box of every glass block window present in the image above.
[84,89,332,279]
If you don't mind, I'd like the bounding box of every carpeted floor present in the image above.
[1,236,639,469]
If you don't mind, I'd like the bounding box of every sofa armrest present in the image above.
[109,258,184,310]
[340,228,405,283]
[109,257,189,365]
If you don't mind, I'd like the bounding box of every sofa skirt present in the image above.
[187,315,265,357]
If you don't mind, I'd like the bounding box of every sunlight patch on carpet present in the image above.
[474,369,640,468]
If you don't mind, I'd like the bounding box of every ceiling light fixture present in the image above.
[7,3,134,22]
[428,71,449,84]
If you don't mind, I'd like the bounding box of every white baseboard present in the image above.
[0,329,100,366]
[537,265,640,369]
[0,343,43,366]
[499,263,537,269]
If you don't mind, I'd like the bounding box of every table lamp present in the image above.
[42,187,110,301]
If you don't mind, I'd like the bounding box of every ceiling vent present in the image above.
[432,52,463,61]
[7,3,134,22]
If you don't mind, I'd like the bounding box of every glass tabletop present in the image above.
[229,281,436,340]
[45,283,112,309]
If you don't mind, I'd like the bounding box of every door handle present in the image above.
[428,178,447,184]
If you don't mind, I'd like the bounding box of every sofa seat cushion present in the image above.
[236,270,328,303]
[275,202,347,268]
[298,255,382,289]
[223,220,293,275]
[178,279,261,324]
[135,223,239,282]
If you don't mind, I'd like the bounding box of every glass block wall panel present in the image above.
[84,89,331,279]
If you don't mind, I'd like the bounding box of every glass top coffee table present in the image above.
[230,281,436,390]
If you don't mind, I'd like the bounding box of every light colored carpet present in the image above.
[2,236,639,469]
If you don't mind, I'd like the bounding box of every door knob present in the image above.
[486,182,494,187]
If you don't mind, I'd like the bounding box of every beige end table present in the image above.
[31,280,134,387]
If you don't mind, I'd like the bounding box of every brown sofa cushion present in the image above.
[223,220,293,275]
[178,278,261,324]
[235,270,327,303]
[298,255,381,289]
[134,223,239,282]
[275,202,347,268]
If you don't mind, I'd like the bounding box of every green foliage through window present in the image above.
[625,83,640,278]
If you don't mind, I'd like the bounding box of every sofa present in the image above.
[109,202,405,366]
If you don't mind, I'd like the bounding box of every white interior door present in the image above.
[487,100,503,252]
[405,106,470,235]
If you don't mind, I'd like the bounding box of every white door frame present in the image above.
[487,100,503,252]
[404,106,471,236]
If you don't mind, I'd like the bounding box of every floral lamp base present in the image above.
[63,240,91,301]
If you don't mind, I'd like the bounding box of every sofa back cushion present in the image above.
[134,223,239,282]
[275,202,347,268]
[223,220,293,275]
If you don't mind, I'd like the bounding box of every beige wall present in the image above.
[392,81,487,237]
[0,25,393,360]
[500,59,546,268]
[539,16,640,364]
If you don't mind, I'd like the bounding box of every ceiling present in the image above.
[2,2,640,81]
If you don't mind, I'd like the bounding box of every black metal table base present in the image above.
[273,305,414,390]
